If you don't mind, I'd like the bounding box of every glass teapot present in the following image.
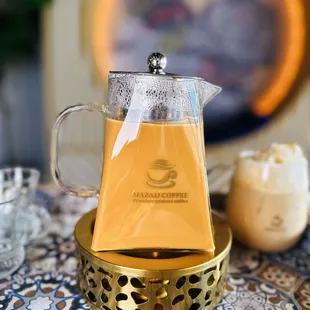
[51,53,221,254]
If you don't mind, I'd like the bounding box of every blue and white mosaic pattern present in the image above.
[0,190,309,309]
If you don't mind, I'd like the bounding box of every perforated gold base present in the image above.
[75,210,232,310]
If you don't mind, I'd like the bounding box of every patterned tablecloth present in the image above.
[0,191,309,310]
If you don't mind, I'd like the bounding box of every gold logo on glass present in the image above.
[147,160,177,189]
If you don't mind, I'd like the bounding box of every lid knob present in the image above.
[148,53,167,75]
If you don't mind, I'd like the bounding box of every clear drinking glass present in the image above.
[0,182,25,279]
[0,167,40,205]
[0,167,51,244]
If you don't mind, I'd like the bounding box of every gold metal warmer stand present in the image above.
[75,210,232,310]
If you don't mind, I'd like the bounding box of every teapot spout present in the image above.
[197,80,222,107]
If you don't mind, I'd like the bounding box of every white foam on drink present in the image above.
[234,144,308,193]
[252,143,304,164]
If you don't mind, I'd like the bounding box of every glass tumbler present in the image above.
[0,167,50,244]
[0,183,25,279]
[0,167,40,206]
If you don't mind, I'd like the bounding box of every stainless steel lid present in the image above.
[110,52,204,81]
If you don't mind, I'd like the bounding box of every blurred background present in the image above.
[0,0,309,185]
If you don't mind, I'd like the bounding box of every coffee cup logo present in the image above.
[147,160,177,189]
[268,215,284,231]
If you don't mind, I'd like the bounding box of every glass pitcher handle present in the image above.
[51,103,105,198]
